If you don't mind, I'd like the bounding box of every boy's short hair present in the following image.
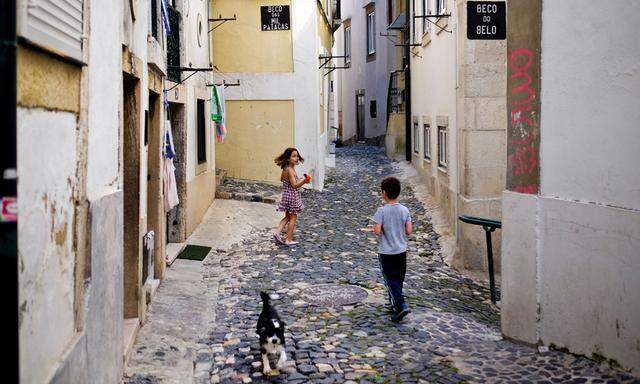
[381,177,401,199]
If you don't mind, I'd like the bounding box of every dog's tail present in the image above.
[260,291,270,308]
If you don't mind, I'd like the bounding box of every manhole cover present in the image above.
[300,284,368,306]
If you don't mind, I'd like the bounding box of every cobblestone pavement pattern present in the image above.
[129,146,639,384]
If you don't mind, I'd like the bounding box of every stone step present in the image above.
[122,318,139,366]
[215,168,227,188]
[215,190,278,204]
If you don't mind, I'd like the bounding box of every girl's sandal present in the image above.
[284,240,299,246]
[274,233,285,245]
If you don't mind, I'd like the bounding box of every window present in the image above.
[197,99,206,164]
[344,25,351,64]
[423,123,431,160]
[388,0,394,25]
[370,100,377,118]
[412,0,416,42]
[167,6,181,82]
[438,126,447,168]
[413,121,420,154]
[436,0,445,15]
[367,10,376,55]
[422,0,429,34]
[150,0,159,39]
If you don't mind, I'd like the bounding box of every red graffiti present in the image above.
[507,47,539,194]
[508,144,537,176]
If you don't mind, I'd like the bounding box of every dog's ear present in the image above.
[257,326,266,334]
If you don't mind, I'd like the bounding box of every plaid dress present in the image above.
[277,179,304,214]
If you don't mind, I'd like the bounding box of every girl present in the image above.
[274,148,310,245]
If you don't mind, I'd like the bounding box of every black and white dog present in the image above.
[257,291,287,374]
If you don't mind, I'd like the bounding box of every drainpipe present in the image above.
[0,0,18,381]
[404,0,412,161]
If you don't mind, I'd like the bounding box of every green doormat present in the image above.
[176,245,212,261]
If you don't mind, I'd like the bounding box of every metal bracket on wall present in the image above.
[205,79,241,88]
[394,42,423,59]
[323,66,350,77]
[380,32,400,44]
[318,55,350,69]
[164,67,214,92]
[413,14,453,34]
[208,14,237,33]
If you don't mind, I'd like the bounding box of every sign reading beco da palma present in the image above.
[261,5,290,31]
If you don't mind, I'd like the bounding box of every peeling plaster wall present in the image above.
[18,108,78,384]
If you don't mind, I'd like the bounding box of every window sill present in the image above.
[366,52,376,62]
[423,157,432,163]
[437,165,448,174]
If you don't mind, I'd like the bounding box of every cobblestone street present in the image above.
[126,147,638,384]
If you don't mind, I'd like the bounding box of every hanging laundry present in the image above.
[161,0,171,36]
[163,120,179,211]
[211,85,227,142]
[163,118,176,160]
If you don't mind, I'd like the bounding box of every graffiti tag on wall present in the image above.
[507,48,539,194]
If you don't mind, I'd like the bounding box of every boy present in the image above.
[372,177,412,322]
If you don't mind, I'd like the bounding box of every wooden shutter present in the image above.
[21,0,84,61]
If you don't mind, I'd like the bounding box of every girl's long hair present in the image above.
[274,147,304,169]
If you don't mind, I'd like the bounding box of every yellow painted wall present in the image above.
[216,100,294,182]
[317,6,332,52]
[212,0,293,72]
[186,170,216,236]
[17,46,81,113]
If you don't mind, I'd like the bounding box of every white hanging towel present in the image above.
[163,120,180,211]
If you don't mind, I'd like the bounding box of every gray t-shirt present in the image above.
[373,203,412,255]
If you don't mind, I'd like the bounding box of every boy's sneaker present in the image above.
[391,308,410,323]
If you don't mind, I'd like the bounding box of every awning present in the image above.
[388,12,406,30]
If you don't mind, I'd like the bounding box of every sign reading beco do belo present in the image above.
[467,1,506,40]
[261,5,290,31]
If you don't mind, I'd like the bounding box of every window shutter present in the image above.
[22,0,84,61]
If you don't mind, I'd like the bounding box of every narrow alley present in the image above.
[124,147,637,384]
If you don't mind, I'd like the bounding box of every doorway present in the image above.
[146,91,165,281]
[356,91,365,141]
[167,103,186,243]
[122,75,142,321]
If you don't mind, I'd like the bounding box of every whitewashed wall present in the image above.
[502,0,640,373]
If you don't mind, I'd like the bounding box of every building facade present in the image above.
[336,0,396,145]
[16,0,215,381]
[211,0,335,190]
[501,0,640,373]
[407,0,507,272]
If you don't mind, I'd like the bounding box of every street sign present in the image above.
[467,1,506,40]
[261,5,290,31]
